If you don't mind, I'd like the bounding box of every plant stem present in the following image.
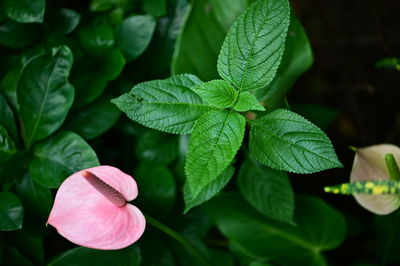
[382,210,400,266]
[145,215,211,265]
[385,153,400,181]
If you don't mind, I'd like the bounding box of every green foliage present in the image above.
[3,0,45,23]
[217,0,290,91]
[29,131,99,188]
[191,80,238,109]
[0,192,23,231]
[185,110,245,197]
[249,109,342,173]
[17,46,74,148]
[0,125,17,163]
[233,91,265,112]
[237,158,295,224]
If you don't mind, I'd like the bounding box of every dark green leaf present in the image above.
[172,0,247,81]
[135,163,176,217]
[191,80,238,109]
[185,110,245,197]
[29,131,99,188]
[0,192,23,231]
[3,246,33,266]
[0,93,17,142]
[49,245,141,266]
[113,74,212,134]
[0,151,30,185]
[90,0,129,12]
[9,231,44,265]
[3,0,45,23]
[0,125,17,163]
[249,109,342,174]
[237,158,294,224]
[117,15,156,61]
[78,19,114,58]
[15,173,52,217]
[143,0,167,17]
[256,14,314,108]
[65,96,120,140]
[184,165,234,213]
[0,19,39,49]
[205,193,347,265]
[135,130,178,165]
[44,8,81,36]
[217,0,290,91]
[233,91,265,112]
[17,46,74,148]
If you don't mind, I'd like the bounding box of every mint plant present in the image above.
[114,0,342,213]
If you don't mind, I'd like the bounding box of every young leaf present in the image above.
[17,46,74,148]
[112,74,212,134]
[185,110,245,197]
[191,80,238,109]
[233,91,265,112]
[237,158,294,225]
[249,109,342,174]
[29,131,99,188]
[117,15,156,61]
[0,192,23,231]
[0,125,17,164]
[184,165,234,213]
[217,0,290,91]
[3,0,45,23]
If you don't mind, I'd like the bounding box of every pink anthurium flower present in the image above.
[47,166,146,250]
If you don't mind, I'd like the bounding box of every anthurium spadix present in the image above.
[47,166,146,250]
[325,144,400,215]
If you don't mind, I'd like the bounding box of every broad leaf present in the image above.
[237,158,294,224]
[191,80,238,109]
[3,0,45,23]
[17,46,74,148]
[135,130,178,165]
[233,91,265,112]
[184,165,234,213]
[29,131,99,188]
[0,192,23,231]
[185,110,245,197]
[49,246,141,266]
[78,18,114,58]
[0,93,17,142]
[0,125,17,163]
[9,231,45,265]
[172,0,247,81]
[0,19,39,49]
[43,8,81,36]
[117,15,156,61]
[15,173,52,218]
[256,14,314,108]
[65,96,120,140]
[113,74,212,134]
[217,0,290,91]
[249,109,342,173]
[135,163,176,217]
[205,193,347,265]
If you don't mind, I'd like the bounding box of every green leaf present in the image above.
[143,0,167,17]
[204,193,347,265]
[17,46,74,148]
[0,192,23,231]
[0,151,30,185]
[0,19,39,49]
[135,130,178,165]
[256,14,313,108]
[249,109,342,174]
[29,131,99,188]
[184,165,234,213]
[237,158,294,224]
[3,246,33,266]
[135,163,176,217]
[233,91,265,112]
[117,15,156,61]
[185,109,245,197]
[43,8,81,36]
[49,245,141,266]
[15,173,52,217]
[65,96,120,140]
[113,74,212,134]
[191,80,238,109]
[78,18,114,58]
[3,0,45,23]
[0,125,17,164]
[9,231,44,265]
[0,93,17,142]
[217,0,290,91]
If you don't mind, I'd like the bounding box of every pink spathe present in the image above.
[47,165,146,250]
